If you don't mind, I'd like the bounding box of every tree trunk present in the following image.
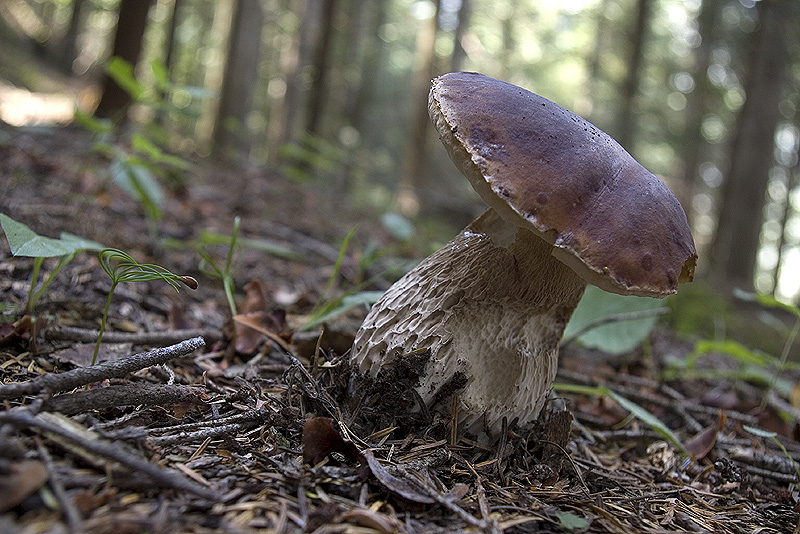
[708,0,788,292]
[677,0,721,221]
[304,0,338,138]
[450,0,471,72]
[615,0,651,150]
[346,0,386,135]
[94,0,155,120]
[396,0,442,216]
[58,0,87,74]
[212,0,264,162]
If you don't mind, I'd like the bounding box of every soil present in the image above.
[1,123,800,534]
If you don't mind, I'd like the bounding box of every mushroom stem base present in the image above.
[351,208,587,439]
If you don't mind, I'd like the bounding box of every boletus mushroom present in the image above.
[351,72,697,438]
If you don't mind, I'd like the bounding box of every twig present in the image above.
[150,421,259,446]
[41,383,209,416]
[0,409,218,500]
[560,308,670,348]
[45,325,223,345]
[35,438,83,534]
[0,337,205,400]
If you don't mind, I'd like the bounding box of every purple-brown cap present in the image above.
[429,72,697,297]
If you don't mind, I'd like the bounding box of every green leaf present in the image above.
[381,212,415,241]
[553,383,685,453]
[734,289,800,317]
[563,285,664,354]
[59,232,106,252]
[105,57,146,101]
[689,339,774,368]
[110,157,165,210]
[743,425,777,439]
[555,511,589,531]
[302,291,384,330]
[72,109,113,134]
[2,214,74,257]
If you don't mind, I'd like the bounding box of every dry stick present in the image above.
[559,307,670,349]
[0,409,219,501]
[41,383,209,416]
[46,325,223,345]
[151,422,257,447]
[0,337,205,400]
[35,438,84,534]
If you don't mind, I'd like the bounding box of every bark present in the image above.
[346,0,387,134]
[676,0,721,221]
[304,0,339,137]
[450,0,471,72]
[94,0,155,120]
[396,0,442,216]
[212,0,265,162]
[709,0,789,291]
[58,0,87,73]
[615,0,652,150]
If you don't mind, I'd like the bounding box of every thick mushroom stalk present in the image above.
[352,208,586,436]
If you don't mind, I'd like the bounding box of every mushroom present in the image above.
[352,72,697,438]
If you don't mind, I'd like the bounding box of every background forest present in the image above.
[1,0,799,304]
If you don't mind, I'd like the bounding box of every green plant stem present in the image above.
[91,280,118,366]
[25,257,43,313]
[761,315,800,410]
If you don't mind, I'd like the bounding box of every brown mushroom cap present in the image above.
[429,72,697,298]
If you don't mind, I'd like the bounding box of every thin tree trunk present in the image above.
[451,0,471,72]
[678,0,721,222]
[304,0,338,138]
[347,0,386,135]
[94,0,155,120]
[615,0,651,150]
[708,0,788,292]
[396,0,442,216]
[58,0,87,74]
[156,0,184,126]
[212,0,264,162]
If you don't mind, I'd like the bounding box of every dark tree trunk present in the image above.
[615,0,651,150]
[58,0,87,74]
[94,0,155,120]
[212,0,264,162]
[304,0,338,137]
[346,0,387,134]
[709,0,789,291]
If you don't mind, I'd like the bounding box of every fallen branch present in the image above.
[41,383,209,416]
[0,409,219,501]
[0,337,205,400]
[45,325,223,345]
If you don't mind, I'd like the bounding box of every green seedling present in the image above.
[195,216,242,317]
[553,382,686,453]
[0,214,105,313]
[94,248,197,365]
[300,227,385,331]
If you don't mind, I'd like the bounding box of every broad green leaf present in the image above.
[105,57,146,101]
[555,511,589,531]
[553,383,685,452]
[72,109,113,134]
[110,157,165,210]
[2,214,74,257]
[563,285,664,354]
[60,232,105,252]
[381,212,415,241]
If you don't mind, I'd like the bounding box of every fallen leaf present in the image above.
[0,459,48,512]
[363,450,435,504]
[232,279,288,354]
[685,410,726,460]
[302,417,363,466]
[337,508,403,533]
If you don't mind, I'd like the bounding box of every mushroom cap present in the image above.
[429,71,697,298]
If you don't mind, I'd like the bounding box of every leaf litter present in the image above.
[0,126,799,533]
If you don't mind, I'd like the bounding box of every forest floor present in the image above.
[2,122,800,534]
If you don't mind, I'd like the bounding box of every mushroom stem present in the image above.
[352,208,587,438]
